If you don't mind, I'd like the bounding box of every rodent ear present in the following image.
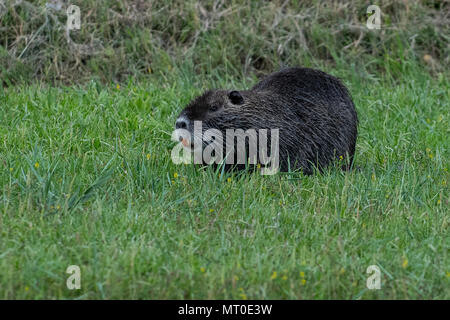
[229,91,244,105]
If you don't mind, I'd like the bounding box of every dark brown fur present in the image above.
[175,67,358,174]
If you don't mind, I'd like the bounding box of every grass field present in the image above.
[0,0,449,300]
[0,66,448,299]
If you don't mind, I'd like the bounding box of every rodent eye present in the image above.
[209,105,219,112]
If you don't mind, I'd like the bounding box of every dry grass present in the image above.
[0,0,448,85]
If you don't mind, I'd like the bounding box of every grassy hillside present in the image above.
[0,0,449,299]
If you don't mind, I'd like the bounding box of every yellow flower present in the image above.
[282,275,288,281]
[300,271,305,278]
[429,153,434,159]
[34,162,39,169]
[446,271,450,278]
[173,172,178,178]
[227,177,232,183]
[437,199,441,205]
[257,163,261,169]
[270,271,277,280]
[301,279,306,285]
[239,293,247,300]
[209,209,214,213]
[9,167,13,172]
[339,155,343,160]
[56,205,61,210]
[146,153,151,160]
[25,286,29,292]
[200,267,205,273]
[116,84,120,90]
[402,258,408,269]
[423,54,432,63]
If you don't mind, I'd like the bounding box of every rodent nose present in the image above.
[175,119,188,129]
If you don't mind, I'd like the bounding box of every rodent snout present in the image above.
[174,116,192,148]
[175,118,188,129]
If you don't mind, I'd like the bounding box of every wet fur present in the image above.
[177,67,358,174]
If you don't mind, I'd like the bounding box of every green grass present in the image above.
[0,67,448,299]
[0,0,449,300]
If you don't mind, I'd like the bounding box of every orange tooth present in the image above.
[181,138,190,147]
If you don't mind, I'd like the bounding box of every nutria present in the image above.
[174,67,358,174]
